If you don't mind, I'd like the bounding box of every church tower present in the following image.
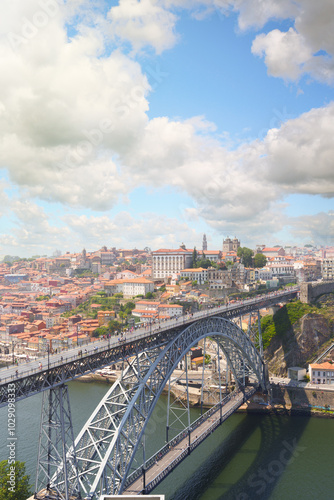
[202,234,207,251]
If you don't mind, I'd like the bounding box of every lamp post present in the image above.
[47,344,50,371]
[12,340,15,365]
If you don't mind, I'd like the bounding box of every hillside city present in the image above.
[0,235,333,364]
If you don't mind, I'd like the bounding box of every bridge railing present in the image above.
[140,387,257,493]
[0,287,299,387]
[123,388,256,489]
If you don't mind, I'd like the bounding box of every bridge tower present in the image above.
[35,384,81,500]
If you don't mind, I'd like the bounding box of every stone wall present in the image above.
[300,281,334,303]
[271,384,334,409]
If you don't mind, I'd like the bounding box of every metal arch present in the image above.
[59,316,268,499]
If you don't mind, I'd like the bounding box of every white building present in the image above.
[322,259,334,280]
[158,304,183,318]
[152,248,193,280]
[122,278,154,298]
[266,263,295,277]
[104,278,154,299]
[309,362,334,385]
[180,267,208,284]
[255,267,273,281]
[202,250,222,263]
[288,367,306,381]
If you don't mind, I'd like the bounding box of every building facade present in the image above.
[152,248,193,280]
[222,237,240,253]
[322,259,334,280]
[309,362,334,384]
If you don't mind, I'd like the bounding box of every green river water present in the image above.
[0,380,333,500]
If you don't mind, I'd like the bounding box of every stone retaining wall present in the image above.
[270,384,334,408]
[300,281,334,304]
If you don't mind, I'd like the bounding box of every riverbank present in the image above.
[237,400,334,418]
[77,372,334,417]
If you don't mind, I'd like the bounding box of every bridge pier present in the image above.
[35,384,80,500]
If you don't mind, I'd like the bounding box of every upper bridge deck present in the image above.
[0,286,299,406]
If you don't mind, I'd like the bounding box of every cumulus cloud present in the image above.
[0,0,150,209]
[0,180,10,218]
[107,0,178,54]
[249,0,334,83]
[0,198,72,254]
[63,211,201,249]
[289,212,334,246]
[1,0,334,255]
[263,103,334,196]
[252,28,312,81]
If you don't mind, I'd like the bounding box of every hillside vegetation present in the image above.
[261,301,317,349]
[262,296,334,375]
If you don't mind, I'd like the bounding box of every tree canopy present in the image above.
[193,257,214,269]
[237,247,254,267]
[0,460,31,500]
[254,253,267,268]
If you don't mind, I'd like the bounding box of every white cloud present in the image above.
[63,211,201,249]
[263,103,334,196]
[1,0,334,256]
[249,0,334,83]
[289,212,334,246]
[107,0,178,54]
[231,0,297,31]
[0,1,150,210]
[0,198,72,255]
[252,28,311,81]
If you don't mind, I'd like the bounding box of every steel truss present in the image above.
[0,287,298,408]
[52,316,268,499]
[35,384,81,500]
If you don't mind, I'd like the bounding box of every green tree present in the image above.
[145,292,154,299]
[192,247,198,268]
[193,258,213,269]
[93,326,108,337]
[36,295,50,301]
[205,354,211,365]
[237,247,254,267]
[254,253,267,268]
[124,301,135,313]
[118,311,127,326]
[0,460,32,500]
[107,319,123,333]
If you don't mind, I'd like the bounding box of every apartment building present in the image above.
[322,259,334,280]
[104,278,154,298]
[180,268,208,284]
[152,248,193,280]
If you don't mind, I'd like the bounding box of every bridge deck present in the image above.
[123,389,254,495]
[0,287,298,406]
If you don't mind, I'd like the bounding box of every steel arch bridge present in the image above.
[45,315,269,499]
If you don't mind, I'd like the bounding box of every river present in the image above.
[0,380,333,500]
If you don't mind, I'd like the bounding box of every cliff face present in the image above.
[264,312,332,376]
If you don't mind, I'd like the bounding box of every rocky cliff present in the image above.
[263,295,334,375]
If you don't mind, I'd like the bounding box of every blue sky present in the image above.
[0,0,334,257]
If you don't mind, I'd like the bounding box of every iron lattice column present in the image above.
[35,384,81,500]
